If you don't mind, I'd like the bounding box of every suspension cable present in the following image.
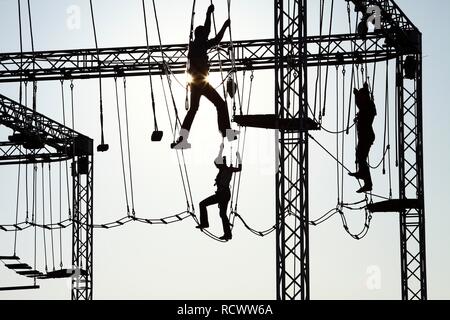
[209,0,228,100]
[48,163,56,271]
[335,66,340,204]
[122,77,136,215]
[233,70,254,211]
[321,0,334,119]
[151,0,182,132]
[385,60,393,198]
[185,0,197,111]
[13,162,21,256]
[58,153,63,268]
[41,163,48,273]
[18,0,24,103]
[341,66,346,203]
[142,0,159,134]
[114,77,131,216]
[89,0,108,151]
[32,164,37,285]
[61,81,72,220]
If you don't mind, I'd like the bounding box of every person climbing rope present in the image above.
[196,143,242,241]
[171,4,239,149]
[349,82,377,193]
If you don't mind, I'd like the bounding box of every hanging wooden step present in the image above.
[233,114,320,131]
[0,285,40,291]
[5,263,32,270]
[38,268,87,279]
[0,256,20,260]
[16,270,43,277]
[367,199,423,213]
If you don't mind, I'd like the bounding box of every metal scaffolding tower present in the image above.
[0,0,426,300]
[0,93,94,300]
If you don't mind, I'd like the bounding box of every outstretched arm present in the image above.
[208,19,230,48]
[204,4,214,37]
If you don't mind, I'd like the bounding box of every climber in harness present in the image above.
[349,82,377,193]
[196,143,242,241]
[171,4,239,149]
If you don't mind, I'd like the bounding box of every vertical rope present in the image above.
[48,163,55,271]
[89,0,107,148]
[41,163,48,272]
[209,0,228,100]
[61,81,72,220]
[335,67,340,204]
[233,70,254,211]
[32,164,37,285]
[13,162,21,256]
[59,154,63,268]
[385,61,393,198]
[114,77,130,216]
[142,0,159,132]
[122,78,136,215]
[341,66,346,203]
[321,0,334,119]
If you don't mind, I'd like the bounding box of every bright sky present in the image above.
[0,0,449,300]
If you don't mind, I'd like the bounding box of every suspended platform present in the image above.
[1,255,85,280]
[367,199,423,213]
[0,256,41,291]
[233,114,320,131]
[0,285,40,291]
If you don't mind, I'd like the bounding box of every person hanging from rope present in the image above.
[171,4,239,149]
[196,143,242,241]
[349,82,377,193]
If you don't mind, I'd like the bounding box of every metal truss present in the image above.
[71,154,94,300]
[0,93,94,299]
[0,34,404,83]
[396,52,426,300]
[0,0,425,301]
[275,0,309,300]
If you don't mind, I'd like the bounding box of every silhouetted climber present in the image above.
[196,143,242,241]
[349,82,377,193]
[171,4,239,149]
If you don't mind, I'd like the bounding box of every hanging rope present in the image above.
[58,156,63,268]
[41,163,48,273]
[89,0,108,152]
[142,0,160,136]
[321,0,334,120]
[335,66,340,204]
[341,66,346,203]
[122,77,136,215]
[384,60,393,198]
[232,70,254,212]
[13,162,21,256]
[48,163,56,271]
[114,77,131,216]
[61,81,72,221]
[209,0,228,101]
[32,164,37,286]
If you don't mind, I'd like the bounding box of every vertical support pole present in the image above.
[71,155,94,300]
[275,0,309,300]
[396,41,427,299]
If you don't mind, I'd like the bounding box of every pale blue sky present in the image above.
[0,0,449,300]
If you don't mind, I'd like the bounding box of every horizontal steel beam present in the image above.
[0,33,403,83]
[0,93,93,164]
[0,142,70,165]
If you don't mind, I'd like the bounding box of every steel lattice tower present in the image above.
[275,0,309,300]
